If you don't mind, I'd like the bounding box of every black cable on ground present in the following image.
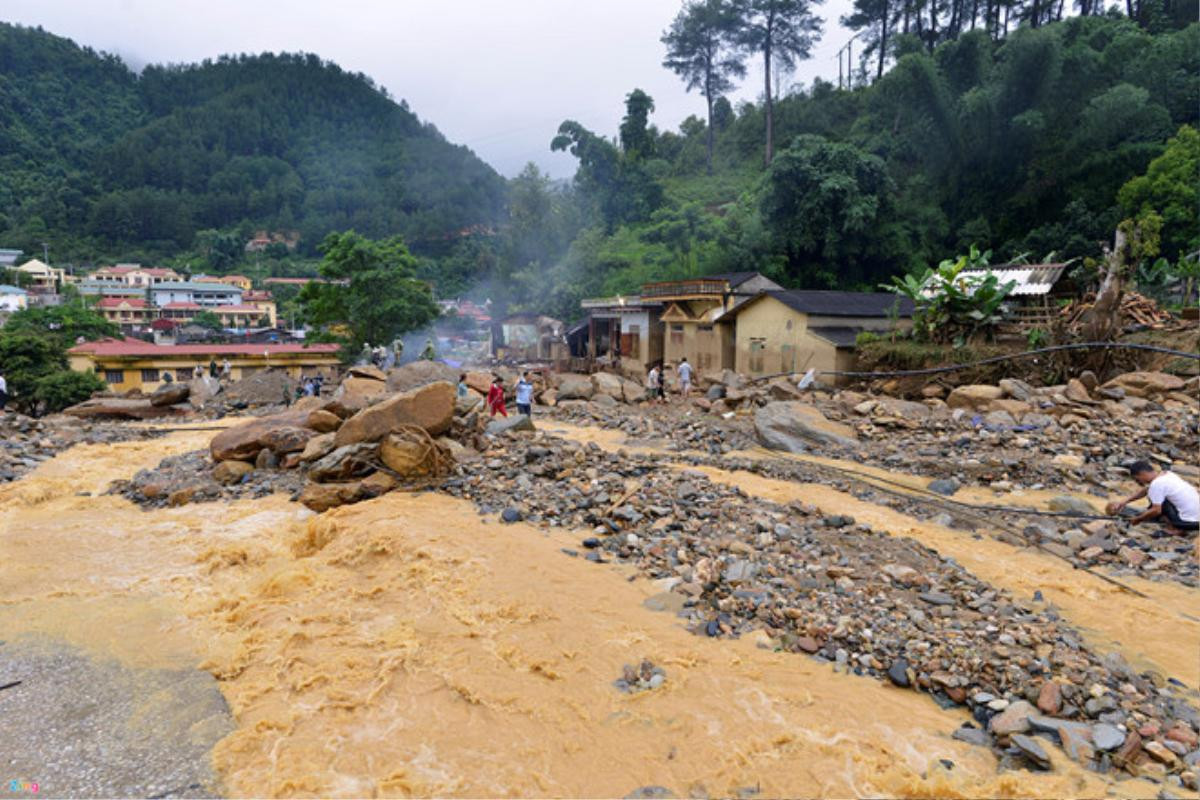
[747,341,1200,384]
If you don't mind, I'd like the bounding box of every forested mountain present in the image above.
[0,23,506,263]
[485,11,1198,321]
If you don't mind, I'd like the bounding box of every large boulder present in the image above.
[186,376,219,409]
[946,384,1003,411]
[259,425,316,455]
[379,432,448,479]
[298,432,337,464]
[63,397,182,420]
[308,442,379,482]
[385,360,459,393]
[591,372,625,400]
[149,383,190,407]
[333,381,455,446]
[621,377,648,404]
[464,371,494,395]
[326,376,389,418]
[305,409,342,433]
[998,378,1034,402]
[209,409,311,462]
[347,364,387,381]
[755,401,859,452]
[1102,371,1186,399]
[556,374,594,401]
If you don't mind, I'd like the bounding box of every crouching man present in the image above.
[1106,460,1200,535]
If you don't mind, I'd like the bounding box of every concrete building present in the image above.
[150,281,243,308]
[241,290,278,326]
[76,281,147,298]
[0,249,23,267]
[216,275,253,291]
[13,259,66,292]
[89,265,182,286]
[68,338,341,393]
[0,284,29,312]
[96,297,155,329]
[577,296,664,377]
[720,290,913,381]
[643,272,782,376]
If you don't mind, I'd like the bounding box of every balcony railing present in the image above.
[640,279,728,299]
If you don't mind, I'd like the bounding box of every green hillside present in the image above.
[0,23,506,264]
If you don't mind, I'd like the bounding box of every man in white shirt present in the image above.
[1107,460,1200,534]
[0,370,7,411]
[677,358,693,399]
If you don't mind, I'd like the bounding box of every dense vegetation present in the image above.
[0,303,114,413]
[1,11,1196,332]
[0,23,506,268]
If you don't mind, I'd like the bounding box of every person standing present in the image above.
[486,376,508,418]
[677,357,693,399]
[646,363,661,404]
[515,372,534,416]
[209,358,218,378]
[221,358,232,381]
[0,370,8,411]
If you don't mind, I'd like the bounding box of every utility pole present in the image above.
[41,242,49,264]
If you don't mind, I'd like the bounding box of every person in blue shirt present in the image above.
[515,371,535,416]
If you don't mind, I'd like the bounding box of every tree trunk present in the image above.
[1030,0,1040,26]
[928,0,938,49]
[878,0,891,79]
[970,0,978,30]
[705,87,715,175]
[763,45,774,165]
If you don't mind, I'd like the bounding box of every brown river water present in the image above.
[0,426,1193,798]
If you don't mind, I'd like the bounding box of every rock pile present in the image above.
[442,432,1198,783]
[204,379,460,512]
[0,412,162,483]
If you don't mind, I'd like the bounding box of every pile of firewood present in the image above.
[1058,290,1176,332]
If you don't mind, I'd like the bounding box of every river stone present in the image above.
[999,378,1034,402]
[1012,733,1051,767]
[1048,495,1096,514]
[755,401,858,452]
[487,414,535,435]
[63,397,181,420]
[259,425,315,455]
[305,409,342,433]
[928,478,960,496]
[299,480,364,512]
[990,700,1035,736]
[334,381,455,446]
[887,658,910,687]
[591,372,625,400]
[308,443,379,482]
[947,384,1003,411]
[1102,371,1185,399]
[298,432,337,464]
[212,460,253,485]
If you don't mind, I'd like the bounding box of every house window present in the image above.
[698,325,713,332]
[141,369,160,383]
[104,369,124,384]
[749,338,766,373]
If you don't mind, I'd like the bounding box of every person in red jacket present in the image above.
[487,376,507,417]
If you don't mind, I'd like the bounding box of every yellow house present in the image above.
[242,290,278,326]
[68,339,342,393]
[641,272,781,376]
[14,259,66,291]
[96,297,155,327]
[720,290,913,382]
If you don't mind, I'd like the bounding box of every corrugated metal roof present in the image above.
[808,326,866,347]
[957,264,1067,296]
[731,290,914,318]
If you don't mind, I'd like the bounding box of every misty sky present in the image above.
[5,0,857,179]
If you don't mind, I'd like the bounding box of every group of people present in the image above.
[645,357,693,403]
[458,372,536,419]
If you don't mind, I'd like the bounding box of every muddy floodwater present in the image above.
[0,428,1193,798]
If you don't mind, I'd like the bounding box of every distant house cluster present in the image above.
[0,258,283,335]
[575,271,916,384]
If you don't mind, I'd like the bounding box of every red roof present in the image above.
[143,267,178,277]
[162,302,203,310]
[70,338,341,358]
[243,290,274,301]
[97,297,149,308]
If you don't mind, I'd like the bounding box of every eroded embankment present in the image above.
[0,427,1190,798]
